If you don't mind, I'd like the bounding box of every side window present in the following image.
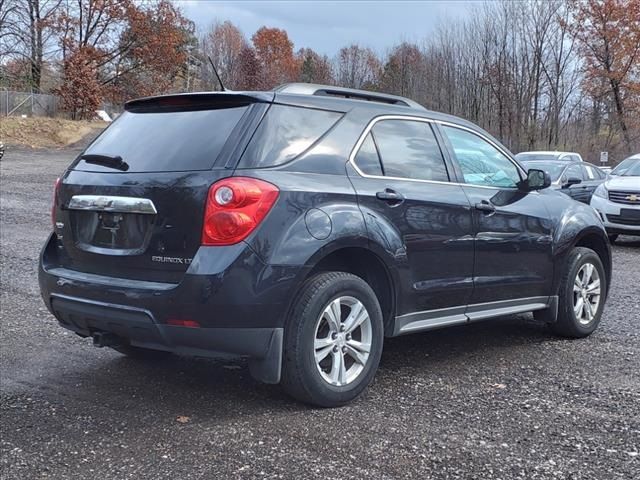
[240,105,342,168]
[566,164,584,180]
[590,165,605,179]
[442,126,521,188]
[370,120,449,181]
[353,133,383,176]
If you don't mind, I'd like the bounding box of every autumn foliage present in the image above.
[51,0,192,118]
[568,0,640,149]
[57,47,102,120]
[251,27,299,87]
[1,0,639,156]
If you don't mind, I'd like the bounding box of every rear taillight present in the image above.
[202,177,279,246]
[51,177,61,228]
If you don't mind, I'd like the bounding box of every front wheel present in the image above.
[551,247,607,338]
[281,272,384,407]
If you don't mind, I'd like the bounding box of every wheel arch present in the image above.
[552,224,611,299]
[297,244,398,337]
[573,229,612,298]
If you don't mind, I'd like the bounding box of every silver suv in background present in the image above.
[591,154,640,242]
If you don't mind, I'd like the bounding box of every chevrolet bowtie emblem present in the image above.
[94,197,112,209]
[626,194,639,202]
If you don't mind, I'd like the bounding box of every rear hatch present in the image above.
[53,93,271,283]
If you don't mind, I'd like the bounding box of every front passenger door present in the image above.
[440,125,554,307]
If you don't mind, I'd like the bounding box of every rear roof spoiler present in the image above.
[125,92,274,113]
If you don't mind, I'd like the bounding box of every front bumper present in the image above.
[39,234,306,383]
[590,195,640,236]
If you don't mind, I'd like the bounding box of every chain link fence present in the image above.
[0,89,123,119]
[1,89,59,117]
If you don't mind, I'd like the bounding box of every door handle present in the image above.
[475,201,496,213]
[376,189,404,204]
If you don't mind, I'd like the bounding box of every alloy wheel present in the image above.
[573,262,601,326]
[313,296,372,386]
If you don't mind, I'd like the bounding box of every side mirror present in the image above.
[562,177,582,188]
[524,168,551,191]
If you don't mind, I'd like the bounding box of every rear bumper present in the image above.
[49,294,283,383]
[39,233,306,383]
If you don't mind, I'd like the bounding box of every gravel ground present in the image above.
[1,147,639,480]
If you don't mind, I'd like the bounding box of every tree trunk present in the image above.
[27,0,43,91]
[610,78,632,153]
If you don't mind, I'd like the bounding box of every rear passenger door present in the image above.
[348,117,474,326]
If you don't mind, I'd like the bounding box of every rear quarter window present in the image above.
[75,106,248,173]
[238,105,342,168]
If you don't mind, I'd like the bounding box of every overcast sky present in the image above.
[180,1,477,56]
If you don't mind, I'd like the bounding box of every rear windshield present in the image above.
[238,104,342,168]
[75,107,248,172]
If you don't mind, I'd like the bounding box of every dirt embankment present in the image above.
[0,117,108,149]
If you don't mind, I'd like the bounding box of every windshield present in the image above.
[515,153,560,162]
[520,161,566,181]
[611,156,640,176]
[617,159,640,176]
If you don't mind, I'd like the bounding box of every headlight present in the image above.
[594,184,608,199]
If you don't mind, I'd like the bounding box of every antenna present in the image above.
[207,56,226,92]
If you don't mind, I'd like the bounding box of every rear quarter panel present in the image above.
[239,170,368,266]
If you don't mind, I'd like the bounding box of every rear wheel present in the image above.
[281,272,384,407]
[551,247,606,338]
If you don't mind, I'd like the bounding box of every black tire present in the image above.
[281,272,384,407]
[550,247,607,338]
[608,234,618,243]
[111,344,172,360]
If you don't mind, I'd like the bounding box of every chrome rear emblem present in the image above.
[94,197,113,209]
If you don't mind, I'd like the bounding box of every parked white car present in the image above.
[590,154,640,241]
[515,151,583,162]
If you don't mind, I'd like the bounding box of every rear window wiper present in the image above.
[80,154,129,172]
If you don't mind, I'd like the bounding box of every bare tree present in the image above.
[335,44,380,89]
[0,0,61,90]
[200,20,246,89]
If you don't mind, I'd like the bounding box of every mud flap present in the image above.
[248,328,283,384]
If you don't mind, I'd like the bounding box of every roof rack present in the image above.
[274,83,425,110]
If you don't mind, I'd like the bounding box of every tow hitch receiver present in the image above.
[92,332,121,348]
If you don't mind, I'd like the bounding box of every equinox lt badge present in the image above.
[151,256,192,265]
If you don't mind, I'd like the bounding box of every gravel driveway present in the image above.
[1,147,639,479]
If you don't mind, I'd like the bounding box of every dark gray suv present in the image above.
[39,83,611,406]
